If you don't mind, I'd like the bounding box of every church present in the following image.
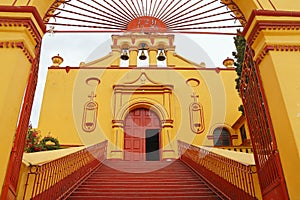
[1,0,300,200]
[37,32,246,160]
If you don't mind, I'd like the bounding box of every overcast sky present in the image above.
[29,33,236,127]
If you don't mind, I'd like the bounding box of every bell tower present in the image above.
[111,32,174,68]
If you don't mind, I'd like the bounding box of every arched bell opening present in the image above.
[157,49,167,67]
[137,43,149,67]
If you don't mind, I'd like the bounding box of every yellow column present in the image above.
[244,11,300,199]
[110,123,124,160]
[0,6,45,199]
[161,124,176,160]
[165,50,175,67]
[129,47,138,67]
[148,48,157,67]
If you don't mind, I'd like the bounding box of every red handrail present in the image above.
[23,140,107,200]
[178,140,259,200]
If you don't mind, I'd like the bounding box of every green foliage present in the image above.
[40,136,60,150]
[232,30,246,93]
[25,124,60,153]
[232,30,246,114]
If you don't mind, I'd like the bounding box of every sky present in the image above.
[29,32,237,127]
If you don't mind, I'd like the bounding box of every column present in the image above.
[161,122,175,160]
[110,121,124,160]
[148,48,157,67]
[0,6,45,199]
[129,47,138,67]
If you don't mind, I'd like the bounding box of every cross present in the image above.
[140,74,146,84]
[88,92,96,101]
[191,92,199,102]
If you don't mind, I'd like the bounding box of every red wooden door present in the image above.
[124,108,160,161]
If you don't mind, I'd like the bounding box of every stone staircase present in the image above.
[67,160,225,199]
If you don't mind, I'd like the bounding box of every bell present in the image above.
[139,50,147,60]
[120,51,129,60]
[157,50,166,61]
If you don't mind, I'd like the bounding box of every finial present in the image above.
[199,62,206,68]
[51,54,64,67]
[223,57,234,68]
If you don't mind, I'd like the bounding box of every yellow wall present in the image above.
[259,52,300,198]
[0,9,44,196]
[38,34,242,161]
[0,48,31,193]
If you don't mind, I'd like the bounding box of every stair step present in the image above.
[67,196,221,200]
[71,191,218,197]
[67,160,223,200]
[80,183,209,189]
[76,187,213,194]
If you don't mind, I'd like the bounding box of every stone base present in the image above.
[110,150,123,160]
[162,149,177,160]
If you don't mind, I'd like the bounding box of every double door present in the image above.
[124,108,161,161]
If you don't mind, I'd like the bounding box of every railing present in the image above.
[240,43,288,198]
[23,140,107,200]
[215,146,253,153]
[178,140,259,200]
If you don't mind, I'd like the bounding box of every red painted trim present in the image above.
[110,150,122,153]
[0,6,46,33]
[51,29,238,35]
[243,10,300,36]
[49,66,236,71]
[231,135,239,139]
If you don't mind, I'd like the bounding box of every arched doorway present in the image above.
[124,108,161,161]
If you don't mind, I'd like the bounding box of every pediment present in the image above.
[113,71,173,91]
[123,71,160,85]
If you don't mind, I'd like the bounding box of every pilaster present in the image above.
[148,48,157,67]
[129,47,137,67]
[0,6,45,200]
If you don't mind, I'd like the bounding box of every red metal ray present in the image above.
[45,0,243,35]
[158,0,184,20]
[161,0,205,22]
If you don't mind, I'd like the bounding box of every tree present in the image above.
[25,124,43,152]
[232,30,246,114]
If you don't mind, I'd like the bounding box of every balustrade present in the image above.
[178,140,260,199]
[23,140,107,200]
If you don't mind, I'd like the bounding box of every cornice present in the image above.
[0,41,34,63]
[256,44,300,65]
[0,17,43,43]
[243,10,300,45]
[247,21,300,46]
[0,6,46,36]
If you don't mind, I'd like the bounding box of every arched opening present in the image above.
[124,108,161,161]
[213,127,231,146]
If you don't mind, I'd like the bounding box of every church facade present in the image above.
[38,33,246,161]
